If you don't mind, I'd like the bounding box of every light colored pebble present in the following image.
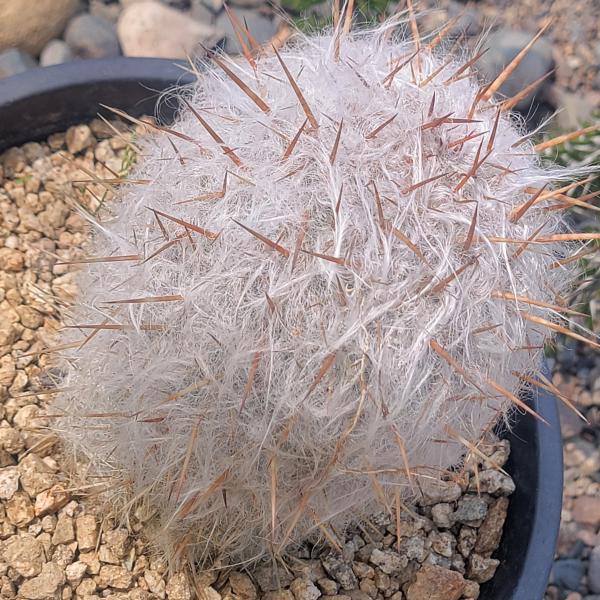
[97,564,133,590]
[369,549,408,576]
[65,561,87,586]
[19,562,65,600]
[144,569,167,598]
[316,578,338,595]
[420,480,462,505]
[166,572,192,600]
[290,578,322,600]
[467,553,499,583]
[51,514,74,545]
[1,533,45,577]
[0,467,19,500]
[5,490,35,526]
[18,453,56,497]
[65,125,95,155]
[468,470,515,496]
[75,514,98,552]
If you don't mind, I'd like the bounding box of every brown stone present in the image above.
[5,490,35,526]
[97,565,133,590]
[0,466,19,500]
[573,496,600,526]
[2,533,45,577]
[102,528,129,558]
[0,424,24,455]
[76,578,97,597]
[144,569,166,597]
[52,514,75,545]
[0,248,24,272]
[19,562,65,600]
[0,322,17,347]
[263,592,293,600]
[463,580,480,599]
[475,497,509,557]
[75,514,98,552]
[65,125,95,155]
[405,564,466,600]
[34,484,70,516]
[166,573,192,600]
[228,572,257,600]
[65,561,87,586]
[16,305,45,329]
[467,554,499,584]
[18,453,56,497]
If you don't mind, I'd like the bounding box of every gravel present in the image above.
[544,342,600,599]
[0,123,515,600]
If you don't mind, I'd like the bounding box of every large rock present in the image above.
[65,14,121,59]
[97,565,134,590]
[118,2,223,59]
[254,564,294,592]
[0,49,36,80]
[478,29,554,112]
[0,0,79,55]
[229,572,257,600]
[5,490,35,526]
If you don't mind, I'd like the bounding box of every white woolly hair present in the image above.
[55,17,586,566]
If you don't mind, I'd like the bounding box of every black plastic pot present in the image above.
[0,59,564,600]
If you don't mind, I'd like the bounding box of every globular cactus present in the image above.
[53,12,598,567]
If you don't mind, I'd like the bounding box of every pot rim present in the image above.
[0,57,194,151]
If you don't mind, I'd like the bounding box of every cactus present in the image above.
[53,12,598,567]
